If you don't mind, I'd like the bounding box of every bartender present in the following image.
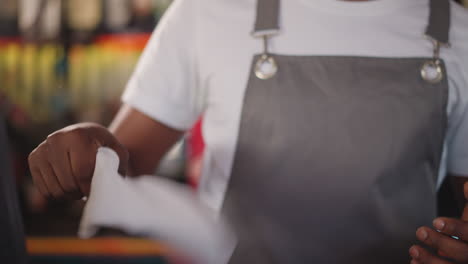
[28,0,468,263]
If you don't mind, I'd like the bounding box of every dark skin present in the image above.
[28,104,182,199]
[410,178,468,264]
[108,104,183,177]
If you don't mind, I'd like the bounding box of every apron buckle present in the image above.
[421,36,447,84]
[255,54,278,80]
[420,59,443,84]
[254,35,278,80]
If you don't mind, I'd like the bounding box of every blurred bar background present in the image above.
[0,0,184,263]
[0,0,466,263]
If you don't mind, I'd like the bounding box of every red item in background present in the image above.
[95,33,150,50]
[186,118,204,189]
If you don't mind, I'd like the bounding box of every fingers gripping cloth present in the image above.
[79,147,235,264]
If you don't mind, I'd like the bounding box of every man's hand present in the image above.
[409,182,468,264]
[28,123,129,200]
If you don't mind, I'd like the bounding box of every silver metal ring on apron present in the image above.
[421,36,448,84]
[255,54,278,80]
[420,59,443,84]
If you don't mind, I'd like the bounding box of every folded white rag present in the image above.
[79,147,235,264]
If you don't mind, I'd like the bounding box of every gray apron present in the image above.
[223,0,450,263]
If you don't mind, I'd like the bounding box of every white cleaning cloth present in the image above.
[79,147,235,264]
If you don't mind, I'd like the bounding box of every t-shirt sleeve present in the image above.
[122,0,202,131]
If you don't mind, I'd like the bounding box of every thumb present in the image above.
[461,182,468,221]
[93,126,129,176]
[109,140,129,176]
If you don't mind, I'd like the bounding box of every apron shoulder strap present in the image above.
[426,0,450,44]
[252,0,280,37]
[252,0,451,44]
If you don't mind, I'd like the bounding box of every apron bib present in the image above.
[223,0,450,263]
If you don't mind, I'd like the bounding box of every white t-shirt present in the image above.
[122,0,468,212]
